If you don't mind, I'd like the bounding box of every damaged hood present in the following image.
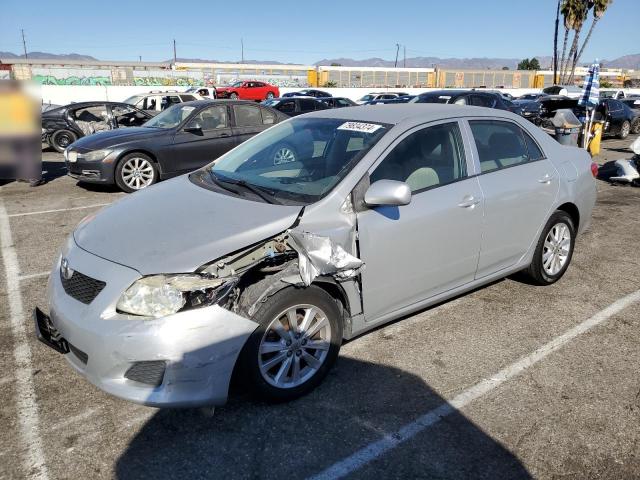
[70,127,164,150]
[73,175,303,275]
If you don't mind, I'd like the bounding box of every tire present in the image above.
[51,130,77,153]
[266,91,275,100]
[618,120,630,139]
[114,153,158,193]
[523,211,576,285]
[239,285,343,403]
[631,118,640,135]
[230,92,239,99]
[272,143,297,165]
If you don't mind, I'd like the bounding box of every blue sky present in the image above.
[1,0,638,64]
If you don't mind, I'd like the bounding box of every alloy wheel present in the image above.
[258,304,331,389]
[121,157,154,190]
[273,147,296,165]
[542,222,571,276]
[621,122,630,138]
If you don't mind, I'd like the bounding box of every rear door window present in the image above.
[260,108,277,125]
[233,104,263,127]
[469,120,529,173]
[299,99,317,113]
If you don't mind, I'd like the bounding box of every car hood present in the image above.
[73,175,303,275]
[70,127,164,149]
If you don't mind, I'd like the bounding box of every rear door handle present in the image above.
[458,195,481,208]
[538,174,554,184]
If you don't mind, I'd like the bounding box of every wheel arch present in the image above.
[556,202,580,231]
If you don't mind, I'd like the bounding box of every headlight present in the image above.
[78,149,112,162]
[116,274,237,318]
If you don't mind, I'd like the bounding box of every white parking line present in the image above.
[7,203,110,218]
[19,272,50,281]
[309,289,640,480]
[0,197,49,480]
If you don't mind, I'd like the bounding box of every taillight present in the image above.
[591,162,599,178]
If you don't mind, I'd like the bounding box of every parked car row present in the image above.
[517,95,640,139]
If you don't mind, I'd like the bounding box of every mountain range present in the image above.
[1,51,639,70]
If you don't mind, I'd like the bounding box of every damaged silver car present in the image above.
[35,104,597,407]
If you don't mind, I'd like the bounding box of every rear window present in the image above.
[469,120,529,173]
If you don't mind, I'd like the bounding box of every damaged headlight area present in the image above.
[116,274,238,318]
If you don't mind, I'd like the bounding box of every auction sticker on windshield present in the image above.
[337,121,383,134]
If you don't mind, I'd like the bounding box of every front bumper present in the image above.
[65,158,115,184]
[41,240,259,407]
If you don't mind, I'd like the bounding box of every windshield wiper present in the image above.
[211,172,281,205]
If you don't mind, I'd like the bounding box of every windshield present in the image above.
[124,95,144,106]
[358,95,374,102]
[196,117,390,204]
[599,91,615,98]
[231,81,244,87]
[142,104,196,129]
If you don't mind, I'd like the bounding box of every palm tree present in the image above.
[563,0,593,84]
[571,0,613,80]
[558,0,581,84]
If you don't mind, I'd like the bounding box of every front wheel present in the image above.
[523,211,575,285]
[239,285,343,402]
[115,153,158,193]
[618,120,631,139]
[230,92,239,99]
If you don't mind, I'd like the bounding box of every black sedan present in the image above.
[42,101,153,152]
[409,90,523,115]
[64,100,288,192]
[281,89,332,98]
[316,97,357,108]
[261,97,329,117]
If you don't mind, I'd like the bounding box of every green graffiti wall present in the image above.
[32,74,113,86]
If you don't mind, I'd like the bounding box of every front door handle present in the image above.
[538,174,554,184]
[218,132,231,138]
[458,195,481,208]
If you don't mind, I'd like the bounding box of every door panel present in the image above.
[356,121,482,322]
[358,178,483,321]
[169,106,237,174]
[468,119,560,278]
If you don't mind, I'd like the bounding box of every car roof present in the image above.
[179,99,271,107]
[301,103,523,126]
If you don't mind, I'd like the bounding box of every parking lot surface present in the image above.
[1,137,639,480]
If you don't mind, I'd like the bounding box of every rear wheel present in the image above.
[618,120,631,139]
[266,91,275,100]
[239,285,342,402]
[631,118,640,135]
[523,211,575,285]
[51,129,77,153]
[115,153,158,193]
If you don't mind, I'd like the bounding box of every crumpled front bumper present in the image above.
[43,240,259,407]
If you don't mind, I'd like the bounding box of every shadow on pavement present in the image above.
[115,356,530,479]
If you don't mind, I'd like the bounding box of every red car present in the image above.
[215,81,279,101]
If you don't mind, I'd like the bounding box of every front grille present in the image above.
[124,361,166,387]
[61,270,106,304]
[68,343,89,365]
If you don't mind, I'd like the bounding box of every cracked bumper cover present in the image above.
[46,243,259,408]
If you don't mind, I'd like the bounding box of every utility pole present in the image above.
[394,43,400,68]
[139,55,142,62]
[21,29,28,60]
[403,45,406,68]
[241,38,244,64]
[173,39,177,65]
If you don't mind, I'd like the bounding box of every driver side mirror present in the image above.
[184,123,203,135]
[364,180,411,207]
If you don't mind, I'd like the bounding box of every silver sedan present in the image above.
[35,104,597,407]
